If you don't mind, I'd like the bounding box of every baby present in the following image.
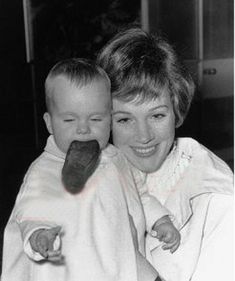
[2,58,179,281]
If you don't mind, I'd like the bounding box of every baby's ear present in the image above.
[43,112,53,134]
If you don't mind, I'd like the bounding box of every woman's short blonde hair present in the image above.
[97,28,195,127]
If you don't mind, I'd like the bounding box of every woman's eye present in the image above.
[152,114,165,120]
[116,118,130,124]
[91,118,102,122]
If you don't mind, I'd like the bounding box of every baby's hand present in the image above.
[29,226,63,262]
[152,216,181,253]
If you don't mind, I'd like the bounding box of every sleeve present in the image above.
[19,221,61,261]
[191,194,233,281]
[14,189,61,261]
[139,182,172,233]
[132,169,172,233]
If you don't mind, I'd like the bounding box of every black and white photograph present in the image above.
[0,0,233,280]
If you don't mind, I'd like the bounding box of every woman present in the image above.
[97,28,233,281]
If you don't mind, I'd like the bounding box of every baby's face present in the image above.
[44,76,111,153]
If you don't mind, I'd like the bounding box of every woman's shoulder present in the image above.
[177,137,233,175]
[176,137,202,155]
[177,137,223,162]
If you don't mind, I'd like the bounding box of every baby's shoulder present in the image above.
[102,143,119,156]
[101,144,130,169]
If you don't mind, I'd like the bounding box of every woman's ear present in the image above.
[175,116,184,128]
[43,112,53,134]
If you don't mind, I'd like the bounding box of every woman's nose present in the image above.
[76,121,91,135]
[135,122,154,144]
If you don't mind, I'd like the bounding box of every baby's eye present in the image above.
[64,119,75,122]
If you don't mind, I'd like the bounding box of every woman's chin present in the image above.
[138,165,160,173]
[130,158,162,173]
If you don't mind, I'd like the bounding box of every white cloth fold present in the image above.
[2,136,157,281]
[141,138,233,281]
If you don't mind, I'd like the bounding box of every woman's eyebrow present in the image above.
[112,110,131,115]
[149,105,168,111]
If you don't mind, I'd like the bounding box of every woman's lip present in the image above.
[131,145,157,157]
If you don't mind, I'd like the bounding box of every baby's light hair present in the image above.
[45,58,111,113]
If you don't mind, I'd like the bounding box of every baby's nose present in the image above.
[76,121,91,134]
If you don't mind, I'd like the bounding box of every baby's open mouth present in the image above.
[62,140,101,194]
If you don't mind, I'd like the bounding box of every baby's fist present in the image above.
[29,226,63,262]
[152,216,181,253]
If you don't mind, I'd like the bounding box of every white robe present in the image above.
[1,136,158,281]
[134,138,233,281]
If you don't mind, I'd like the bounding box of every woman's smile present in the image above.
[131,144,158,157]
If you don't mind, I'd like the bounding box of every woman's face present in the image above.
[112,92,176,173]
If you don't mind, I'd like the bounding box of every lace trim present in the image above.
[146,139,193,203]
[171,152,192,187]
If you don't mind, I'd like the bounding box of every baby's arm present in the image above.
[132,169,170,232]
[15,193,64,262]
[29,226,63,262]
[132,168,180,252]
[141,192,181,253]
[151,215,180,253]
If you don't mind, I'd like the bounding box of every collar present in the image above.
[44,135,66,160]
